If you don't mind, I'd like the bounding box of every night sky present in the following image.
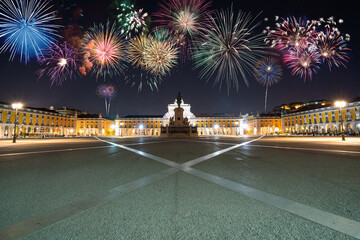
[0,0,359,117]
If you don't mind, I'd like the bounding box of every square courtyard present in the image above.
[0,136,360,239]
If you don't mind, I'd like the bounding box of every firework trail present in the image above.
[254,57,282,111]
[0,0,61,64]
[82,21,127,80]
[37,42,80,86]
[97,83,117,115]
[193,7,268,92]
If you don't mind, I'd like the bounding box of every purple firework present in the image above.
[97,83,117,115]
[37,42,80,86]
[283,48,320,81]
[316,27,350,71]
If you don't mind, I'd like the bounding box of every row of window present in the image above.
[284,108,360,126]
[0,110,74,127]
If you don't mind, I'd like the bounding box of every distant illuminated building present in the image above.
[282,101,360,134]
[0,102,76,138]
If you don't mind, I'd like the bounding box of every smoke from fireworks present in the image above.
[97,83,117,115]
[193,7,268,92]
[82,21,127,79]
[37,42,80,86]
[0,0,61,64]
[154,0,212,59]
[254,57,282,111]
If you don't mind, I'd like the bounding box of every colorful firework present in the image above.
[254,57,282,87]
[142,28,178,77]
[126,35,161,91]
[265,15,351,80]
[316,27,350,71]
[193,7,268,92]
[154,0,212,59]
[283,48,320,81]
[127,35,149,69]
[266,16,316,51]
[114,1,149,39]
[37,42,80,86]
[254,57,282,111]
[97,83,117,115]
[82,21,127,80]
[0,0,61,64]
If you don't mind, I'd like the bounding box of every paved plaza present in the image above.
[0,136,360,239]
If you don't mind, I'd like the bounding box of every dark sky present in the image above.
[1,0,359,117]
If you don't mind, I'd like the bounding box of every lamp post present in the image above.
[139,124,144,136]
[12,103,23,143]
[213,124,219,135]
[335,101,347,141]
[120,122,124,137]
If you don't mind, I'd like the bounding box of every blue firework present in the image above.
[0,0,61,64]
[254,57,282,87]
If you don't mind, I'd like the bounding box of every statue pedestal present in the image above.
[161,107,198,138]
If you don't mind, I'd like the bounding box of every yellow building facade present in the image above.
[243,115,282,135]
[76,114,115,137]
[0,102,76,138]
[282,101,360,134]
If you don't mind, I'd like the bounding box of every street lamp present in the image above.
[139,124,144,135]
[213,124,219,135]
[120,122,124,137]
[12,103,23,143]
[335,101,347,141]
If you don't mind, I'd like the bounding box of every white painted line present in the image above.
[95,137,181,168]
[0,145,112,157]
[1,167,179,240]
[180,139,236,146]
[248,144,360,155]
[123,140,178,146]
[183,167,360,239]
[181,136,263,168]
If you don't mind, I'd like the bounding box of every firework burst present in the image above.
[154,0,212,59]
[37,42,80,86]
[0,0,61,64]
[142,28,178,77]
[254,57,282,87]
[193,7,268,92]
[128,35,149,69]
[126,35,162,91]
[283,48,320,81]
[114,1,148,39]
[254,57,282,111]
[316,27,350,71]
[266,16,316,51]
[82,21,127,80]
